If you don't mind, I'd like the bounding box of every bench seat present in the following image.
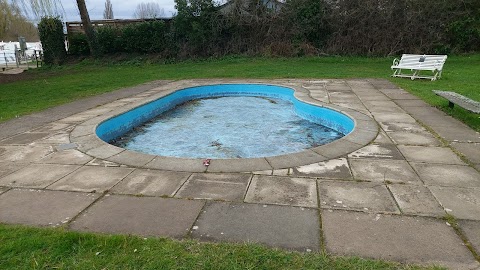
[433,90,480,113]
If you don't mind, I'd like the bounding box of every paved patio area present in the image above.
[0,79,479,269]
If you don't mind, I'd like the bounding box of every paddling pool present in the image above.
[96,84,355,158]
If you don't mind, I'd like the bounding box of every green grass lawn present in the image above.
[1,55,478,130]
[0,224,442,270]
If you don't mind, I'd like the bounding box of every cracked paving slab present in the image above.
[318,181,399,213]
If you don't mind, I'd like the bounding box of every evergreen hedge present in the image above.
[38,17,66,65]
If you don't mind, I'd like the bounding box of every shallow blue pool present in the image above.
[97,84,355,158]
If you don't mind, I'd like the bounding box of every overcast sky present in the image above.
[61,0,225,21]
[61,0,178,21]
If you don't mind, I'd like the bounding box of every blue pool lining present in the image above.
[96,84,355,143]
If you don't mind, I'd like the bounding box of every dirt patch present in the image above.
[0,72,40,84]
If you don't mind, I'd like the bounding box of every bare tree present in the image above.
[103,0,113,19]
[0,0,39,40]
[133,2,164,19]
[75,0,98,55]
[13,0,98,55]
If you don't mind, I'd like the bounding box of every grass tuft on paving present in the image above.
[0,224,443,269]
[1,55,478,130]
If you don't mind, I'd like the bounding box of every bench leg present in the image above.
[448,101,454,109]
[411,70,419,80]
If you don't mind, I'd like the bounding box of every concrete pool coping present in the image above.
[70,80,379,173]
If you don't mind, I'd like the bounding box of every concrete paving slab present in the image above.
[70,125,96,138]
[86,144,124,159]
[387,131,441,146]
[265,150,328,169]
[144,156,207,173]
[0,132,50,145]
[191,201,320,251]
[373,131,393,144]
[430,126,480,143]
[458,220,480,253]
[368,106,406,114]
[322,210,479,269]
[245,175,317,207]
[451,142,480,164]
[357,95,391,101]
[348,144,404,160]
[0,164,80,188]
[363,100,399,108]
[312,139,363,159]
[411,163,480,188]
[0,189,99,227]
[38,149,93,165]
[86,158,121,167]
[31,122,74,133]
[402,106,449,118]
[354,119,379,132]
[111,169,190,196]
[420,117,473,131]
[292,158,352,179]
[398,146,465,165]
[333,102,369,113]
[429,186,480,220]
[388,184,445,217]
[73,134,105,152]
[48,166,134,193]
[70,195,204,238]
[326,85,351,91]
[378,122,427,133]
[373,113,417,123]
[58,113,98,124]
[350,159,421,184]
[0,145,54,162]
[36,133,71,145]
[318,181,399,213]
[344,129,378,146]
[384,92,420,101]
[206,158,272,173]
[55,143,78,151]
[106,150,155,167]
[175,173,251,201]
[272,168,290,176]
[0,162,27,178]
[0,186,9,194]
[394,99,430,107]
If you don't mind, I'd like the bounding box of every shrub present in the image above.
[121,21,167,53]
[67,33,90,55]
[37,17,66,65]
[97,26,121,54]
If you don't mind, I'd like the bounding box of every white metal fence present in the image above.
[0,42,43,70]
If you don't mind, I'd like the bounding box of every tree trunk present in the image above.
[76,0,98,56]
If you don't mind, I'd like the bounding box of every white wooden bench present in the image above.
[391,54,447,81]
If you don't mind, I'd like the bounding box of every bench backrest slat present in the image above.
[397,54,447,69]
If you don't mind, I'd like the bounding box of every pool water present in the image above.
[112,96,344,158]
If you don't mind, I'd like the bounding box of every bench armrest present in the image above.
[392,58,399,66]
